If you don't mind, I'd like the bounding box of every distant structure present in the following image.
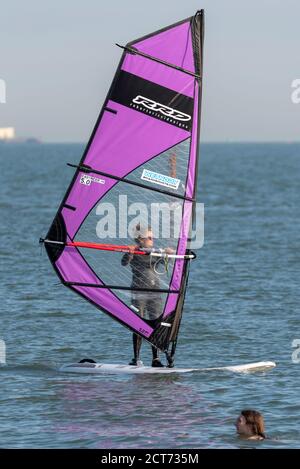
[0,127,41,143]
[0,127,15,141]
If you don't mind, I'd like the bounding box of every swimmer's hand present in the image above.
[164,247,175,254]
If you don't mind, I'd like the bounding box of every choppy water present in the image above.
[0,142,299,448]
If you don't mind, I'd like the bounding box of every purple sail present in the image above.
[43,11,205,357]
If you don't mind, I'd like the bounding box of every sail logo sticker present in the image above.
[132,95,191,122]
[141,169,180,190]
[80,175,105,186]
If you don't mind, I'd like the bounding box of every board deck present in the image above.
[59,361,276,375]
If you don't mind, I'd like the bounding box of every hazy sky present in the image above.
[0,0,299,142]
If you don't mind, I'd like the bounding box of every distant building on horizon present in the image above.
[0,127,41,143]
[0,127,15,140]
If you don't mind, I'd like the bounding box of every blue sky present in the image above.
[0,0,299,142]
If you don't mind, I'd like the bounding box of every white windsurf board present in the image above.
[59,361,276,375]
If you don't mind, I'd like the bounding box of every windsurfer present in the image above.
[121,224,173,367]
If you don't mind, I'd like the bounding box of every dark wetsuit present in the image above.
[121,250,163,361]
[121,252,163,320]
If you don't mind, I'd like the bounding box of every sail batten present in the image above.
[66,164,195,202]
[64,283,180,293]
[116,44,201,79]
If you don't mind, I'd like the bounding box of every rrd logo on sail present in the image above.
[132,95,191,122]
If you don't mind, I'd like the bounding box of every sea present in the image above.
[0,142,299,448]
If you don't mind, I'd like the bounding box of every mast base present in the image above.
[165,352,175,368]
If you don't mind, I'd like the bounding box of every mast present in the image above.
[164,10,205,366]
